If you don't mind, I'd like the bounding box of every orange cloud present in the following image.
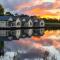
[24,7,60,18]
[15,0,60,18]
[53,0,60,8]
[24,8,47,16]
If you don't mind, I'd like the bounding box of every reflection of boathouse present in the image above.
[0,16,45,41]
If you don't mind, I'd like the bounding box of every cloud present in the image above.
[41,0,55,3]
[48,35,60,40]
[15,2,32,10]
[1,0,60,17]
[2,0,31,11]
[15,0,54,10]
[15,0,60,17]
[15,1,53,15]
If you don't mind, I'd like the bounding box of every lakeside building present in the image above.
[0,16,45,41]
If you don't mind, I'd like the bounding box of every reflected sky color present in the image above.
[32,30,60,49]
[32,30,60,40]
[15,30,60,50]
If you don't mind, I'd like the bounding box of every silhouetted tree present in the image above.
[0,4,4,15]
[5,12,13,16]
[15,13,19,16]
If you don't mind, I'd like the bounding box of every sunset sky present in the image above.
[0,0,60,18]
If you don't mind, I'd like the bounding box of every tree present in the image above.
[5,12,13,16]
[0,4,4,15]
[15,13,19,16]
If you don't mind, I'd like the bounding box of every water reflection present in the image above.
[0,28,45,41]
[4,29,60,60]
[32,29,60,47]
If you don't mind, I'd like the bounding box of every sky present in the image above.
[0,0,60,18]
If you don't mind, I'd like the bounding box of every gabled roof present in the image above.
[0,16,16,21]
[19,15,30,22]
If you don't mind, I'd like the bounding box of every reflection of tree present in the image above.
[0,41,4,48]
[0,41,4,56]
[43,51,49,60]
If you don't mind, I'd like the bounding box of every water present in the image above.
[0,30,60,60]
